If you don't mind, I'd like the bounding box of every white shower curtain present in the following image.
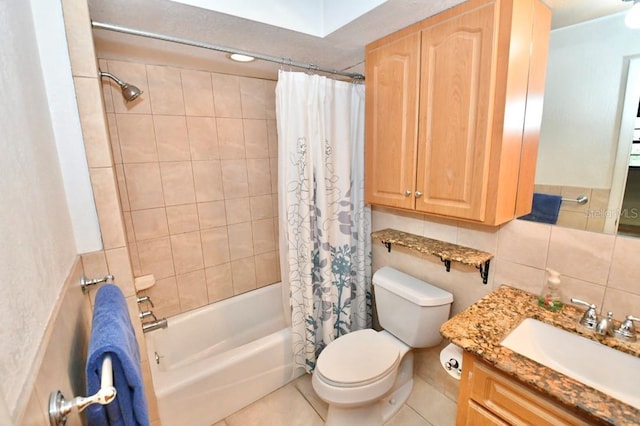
[276,70,371,373]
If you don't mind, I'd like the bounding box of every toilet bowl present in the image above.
[312,267,453,425]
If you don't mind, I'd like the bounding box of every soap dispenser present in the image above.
[538,268,563,312]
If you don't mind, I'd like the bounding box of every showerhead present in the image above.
[99,70,143,102]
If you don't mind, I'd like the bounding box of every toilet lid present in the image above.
[316,329,400,387]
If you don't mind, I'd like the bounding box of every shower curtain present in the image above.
[276,70,372,373]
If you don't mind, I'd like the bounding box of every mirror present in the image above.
[526,11,640,235]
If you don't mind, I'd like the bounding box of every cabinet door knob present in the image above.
[404,190,412,196]
[415,191,423,198]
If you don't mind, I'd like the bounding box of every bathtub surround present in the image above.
[276,71,371,373]
[102,58,280,319]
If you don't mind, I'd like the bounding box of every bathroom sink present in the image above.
[500,318,640,409]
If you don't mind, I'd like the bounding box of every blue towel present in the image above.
[86,284,149,426]
[518,193,562,224]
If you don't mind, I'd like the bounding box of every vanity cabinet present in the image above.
[457,351,593,426]
[364,0,551,225]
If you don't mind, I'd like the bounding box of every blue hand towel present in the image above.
[86,284,149,426]
[518,193,562,224]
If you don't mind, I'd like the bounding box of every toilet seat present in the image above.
[315,329,400,388]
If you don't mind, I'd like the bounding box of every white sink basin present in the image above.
[500,318,640,409]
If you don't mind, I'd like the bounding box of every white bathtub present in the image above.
[145,282,300,426]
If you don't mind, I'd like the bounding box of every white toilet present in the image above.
[312,266,453,426]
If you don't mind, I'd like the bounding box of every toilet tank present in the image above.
[373,267,453,348]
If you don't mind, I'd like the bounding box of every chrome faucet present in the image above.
[570,298,598,329]
[136,295,154,308]
[595,312,615,336]
[139,310,157,321]
[615,315,640,342]
[142,318,168,333]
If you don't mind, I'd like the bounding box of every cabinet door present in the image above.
[365,32,420,209]
[415,3,495,220]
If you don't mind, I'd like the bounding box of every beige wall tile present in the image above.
[106,60,151,114]
[217,118,246,159]
[244,119,269,159]
[123,211,135,243]
[106,247,135,297]
[212,73,242,118]
[247,158,272,196]
[240,77,266,119]
[228,222,254,260]
[160,161,196,206]
[608,235,640,294]
[61,0,97,78]
[492,259,545,295]
[124,163,165,210]
[547,226,615,285]
[561,275,606,313]
[181,69,215,116]
[146,276,181,318]
[497,219,551,268]
[170,231,204,274]
[255,251,279,287]
[201,227,231,267]
[198,201,227,229]
[107,113,121,164]
[270,157,278,194]
[129,241,143,276]
[267,119,278,158]
[456,222,499,254]
[166,204,200,235]
[193,160,224,202]
[137,236,175,279]
[114,164,130,211]
[225,197,252,225]
[221,159,249,199]
[372,206,425,235]
[176,269,208,312]
[131,208,169,241]
[116,114,158,163]
[154,115,191,161]
[81,251,108,279]
[187,117,219,160]
[250,195,274,220]
[252,219,276,254]
[421,215,458,244]
[556,210,588,230]
[147,65,185,115]
[74,77,112,168]
[90,167,127,249]
[602,288,640,317]
[231,257,257,294]
[206,263,234,302]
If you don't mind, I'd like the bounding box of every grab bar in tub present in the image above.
[48,355,117,426]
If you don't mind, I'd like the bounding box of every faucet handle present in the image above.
[615,315,640,342]
[137,295,154,307]
[570,298,598,329]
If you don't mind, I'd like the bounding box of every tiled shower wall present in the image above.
[100,59,281,318]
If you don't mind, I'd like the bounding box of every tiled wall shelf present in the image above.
[371,228,494,284]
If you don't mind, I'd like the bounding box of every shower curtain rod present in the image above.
[91,21,365,80]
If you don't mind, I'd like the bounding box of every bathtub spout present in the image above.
[142,318,168,333]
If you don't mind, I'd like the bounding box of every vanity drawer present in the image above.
[467,355,591,426]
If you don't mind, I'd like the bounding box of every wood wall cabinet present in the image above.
[364,0,551,225]
[457,351,593,426]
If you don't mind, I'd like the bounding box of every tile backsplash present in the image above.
[372,206,640,319]
[101,59,280,318]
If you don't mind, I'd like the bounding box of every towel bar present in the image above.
[561,195,589,205]
[48,355,117,426]
[80,274,114,294]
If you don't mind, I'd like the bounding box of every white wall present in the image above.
[0,0,77,418]
[536,13,640,188]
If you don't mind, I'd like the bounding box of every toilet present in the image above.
[312,266,453,425]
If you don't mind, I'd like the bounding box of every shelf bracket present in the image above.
[440,258,451,272]
[382,241,392,252]
[476,260,491,285]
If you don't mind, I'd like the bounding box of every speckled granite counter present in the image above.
[440,285,640,425]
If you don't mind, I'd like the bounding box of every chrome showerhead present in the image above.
[99,70,143,102]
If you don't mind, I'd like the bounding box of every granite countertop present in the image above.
[440,285,640,425]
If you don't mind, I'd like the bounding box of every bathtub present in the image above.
[145,282,300,426]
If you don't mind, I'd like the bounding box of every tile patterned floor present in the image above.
[211,374,457,426]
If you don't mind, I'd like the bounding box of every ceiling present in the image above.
[88,0,632,81]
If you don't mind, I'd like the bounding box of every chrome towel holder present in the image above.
[48,355,116,426]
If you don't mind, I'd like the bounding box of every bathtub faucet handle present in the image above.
[137,295,154,308]
[139,310,157,321]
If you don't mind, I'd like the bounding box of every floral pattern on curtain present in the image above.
[276,70,371,373]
